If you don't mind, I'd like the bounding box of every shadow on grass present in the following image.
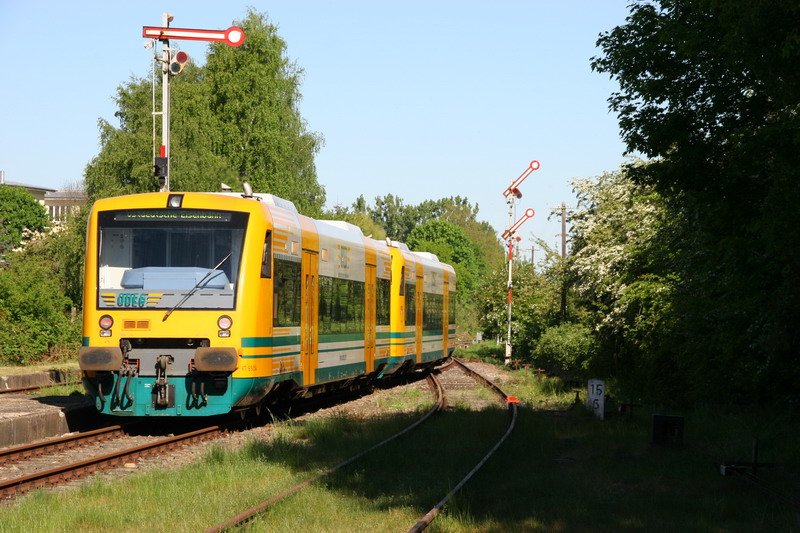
[217,401,800,531]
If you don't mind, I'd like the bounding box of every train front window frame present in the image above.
[95,209,248,311]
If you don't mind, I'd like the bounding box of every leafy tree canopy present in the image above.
[364,194,503,266]
[593,1,800,405]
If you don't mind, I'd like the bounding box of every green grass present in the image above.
[27,383,86,397]
[453,341,504,364]
[374,385,430,411]
[1,366,798,532]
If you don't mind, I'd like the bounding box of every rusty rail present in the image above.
[0,425,222,498]
[205,371,447,533]
[407,358,519,533]
[0,424,129,466]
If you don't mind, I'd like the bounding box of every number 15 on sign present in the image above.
[588,379,605,419]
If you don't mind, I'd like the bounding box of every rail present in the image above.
[407,358,519,532]
[204,371,447,533]
[0,424,129,466]
[0,425,222,498]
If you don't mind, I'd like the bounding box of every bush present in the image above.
[0,251,80,364]
[455,341,505,363]
[532,323,596,375]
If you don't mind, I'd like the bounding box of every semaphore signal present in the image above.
[144,14,246,192]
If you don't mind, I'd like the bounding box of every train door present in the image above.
[365,264,376,372]
[301,250,319,386]
[443,278,450,358]
[415,271,423,363]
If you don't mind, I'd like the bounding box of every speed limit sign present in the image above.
[588,379,605,419]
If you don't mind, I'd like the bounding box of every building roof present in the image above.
[1,181,56,194]
[44,190,87,201]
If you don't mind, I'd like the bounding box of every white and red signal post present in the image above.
[502,161,539,365]
[144,14,246,192]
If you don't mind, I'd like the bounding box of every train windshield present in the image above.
[96,209,248,310]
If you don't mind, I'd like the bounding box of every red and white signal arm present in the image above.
[142,25,246,47]
[501,208,535,240]
[503,160,541,198]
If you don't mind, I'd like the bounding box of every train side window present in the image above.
[376,277,390,326]
[273,258,301,327]
[399,266,405,296]
[261,231,272,278]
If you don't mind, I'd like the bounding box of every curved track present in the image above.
[407,358,519,532]
[204,371,448,533]
[206,358,518,532]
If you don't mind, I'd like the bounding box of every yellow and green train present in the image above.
[78,190,456,416]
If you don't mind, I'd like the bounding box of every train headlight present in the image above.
[167,194,183,209]
[218,315,232,337]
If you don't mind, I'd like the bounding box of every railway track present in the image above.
[0,424,130,467]
[408,358,519,532]
[204,372,448,533]
[0,369,433,500]
[205,358,518,532]
[0,424,223,498]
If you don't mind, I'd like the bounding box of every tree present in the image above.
[367,194,418,241]
[477,259,562,361]
[593,1,800,405]
[0,247,80,364]
[325,203,387,241]
[367,194,503,266]
[85,9,325,215]
[0,186,48,257]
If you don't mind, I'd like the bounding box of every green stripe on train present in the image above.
[316,362,366,383]
[241,336,301,348]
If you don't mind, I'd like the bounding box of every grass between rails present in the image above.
[1,365,799,531]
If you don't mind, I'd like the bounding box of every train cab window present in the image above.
[96,209,246,310]
[261,230,272,278]
[399,266,405,296]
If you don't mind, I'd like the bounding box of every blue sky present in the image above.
[0,1,631,255]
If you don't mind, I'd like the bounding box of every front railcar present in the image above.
[79,192,268,416]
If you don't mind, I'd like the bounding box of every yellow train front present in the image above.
[79,191,457,416]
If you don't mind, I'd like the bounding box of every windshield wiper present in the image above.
[162,252,232,322]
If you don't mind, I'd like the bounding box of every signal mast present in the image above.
[501,160,539,366]
[143,13,246,192]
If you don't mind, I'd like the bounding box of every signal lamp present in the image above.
[154,157,168,178]
[218,316,232,330]
[169,51,189,75]
[218,315,232,337]
[99,315,114,330]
